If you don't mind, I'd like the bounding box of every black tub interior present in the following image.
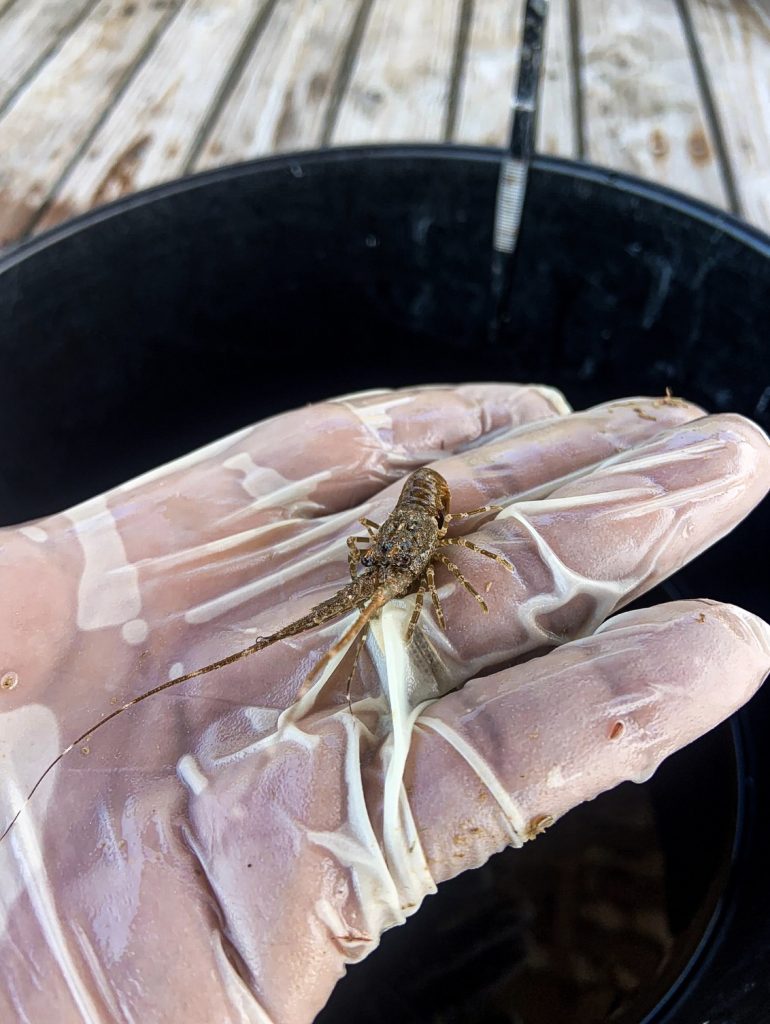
[1,148,768,1023]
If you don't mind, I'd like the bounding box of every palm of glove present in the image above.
[1,383,769,1024]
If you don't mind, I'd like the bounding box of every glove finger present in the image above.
[404,600,770,884]
[95,382,570,529]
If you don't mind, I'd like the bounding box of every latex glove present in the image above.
[1,383,769,1024]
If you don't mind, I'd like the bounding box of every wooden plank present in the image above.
[0,0,172,246]
[454,0,577,156]
[195,0,360,169]
[332,0,462,143]
[578,0,727,205]
[686,0,770,231]
[0,0,95,112]
[36,0,274,235]
[454,0,525,146]
[538,0,578,156]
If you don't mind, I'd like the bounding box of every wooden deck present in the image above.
[0,0,768,247]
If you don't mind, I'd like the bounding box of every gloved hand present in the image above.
[1,383,769,1024]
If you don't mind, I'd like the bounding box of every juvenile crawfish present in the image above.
[0,469,514,842]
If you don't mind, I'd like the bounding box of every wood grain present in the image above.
[36,0,274,234]
[579,0,726,205]
[195,0,360,168]
[454,0,525,145]
[332,0,462,143]
[686,0,770,230]
[0,0,173,245]
[538,0,578,156]
[454,0,577,156]
[0,0,96,112]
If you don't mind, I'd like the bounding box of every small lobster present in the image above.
[132,467,515,700]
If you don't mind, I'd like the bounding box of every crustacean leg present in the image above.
[440,504,502,535]
[440,536,515,573]
[426,564,446,630]
[405,581,427,644]
[435,552,489,613]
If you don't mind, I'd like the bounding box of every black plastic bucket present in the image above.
[1,146,768,1023]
